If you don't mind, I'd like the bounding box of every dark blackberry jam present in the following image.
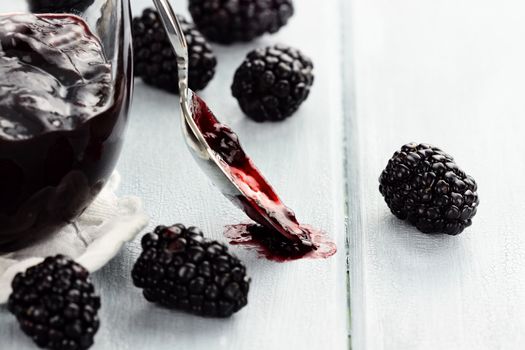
[224,224,337,262]
[0,12,131,250]
[28,0,96,14]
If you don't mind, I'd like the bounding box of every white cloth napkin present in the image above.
[0,172,149,304]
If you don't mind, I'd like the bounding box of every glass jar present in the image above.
[0,0,133,251]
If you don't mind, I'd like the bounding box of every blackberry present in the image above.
[379,143,479,235]
[132,224,250,318]
[7,255,100,350]
[28,0,95,13]
[231,45,314,122]
[132,9,217,93]
[188,0,294,44]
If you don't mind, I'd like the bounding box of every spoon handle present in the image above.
[152,0,189,96]
[152,0,212,161]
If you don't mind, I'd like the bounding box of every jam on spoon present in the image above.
[190,94,337,261]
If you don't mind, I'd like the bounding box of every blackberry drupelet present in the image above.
[7,255,101,350]
[188,0,294,44]
[379,143,479,235]
[231,44,314,122]
[132,224,250,318]
[132,9,217,93]
[29,0,95,13]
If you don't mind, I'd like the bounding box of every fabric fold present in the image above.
[0,172,148,304]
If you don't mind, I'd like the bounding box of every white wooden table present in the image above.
[2,0,525,349]
[348,0,525,349]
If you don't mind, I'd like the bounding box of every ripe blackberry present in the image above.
[188,0,294,44]
[29,0,95,13]
[132,224,250,318]
[379,143,479,235]
[7,255,101,350]
[132,9,217,93]
[231,45,314,122]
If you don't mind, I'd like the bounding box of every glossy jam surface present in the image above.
[0,14,129,250]
[190,93,337,260]
[0,14,111,139]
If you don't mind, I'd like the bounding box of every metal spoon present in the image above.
[152,0,313,248]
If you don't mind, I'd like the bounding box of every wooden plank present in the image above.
[347,0,525,349]
[1,0,349,349]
